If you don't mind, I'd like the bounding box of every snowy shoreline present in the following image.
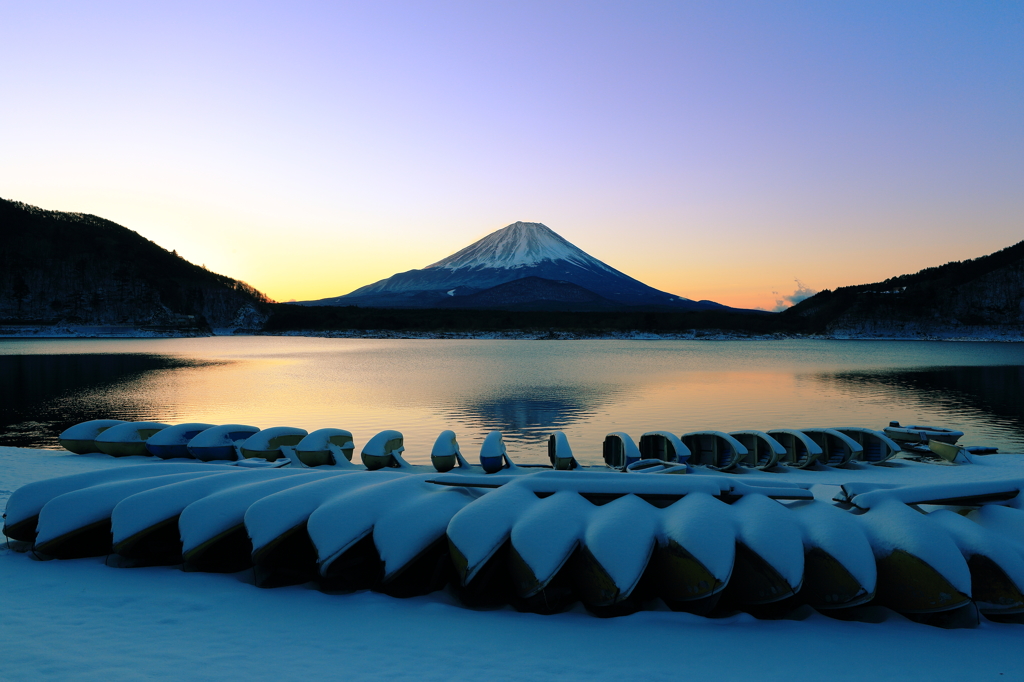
[2,326,1024,342]
[3,447,1024,681]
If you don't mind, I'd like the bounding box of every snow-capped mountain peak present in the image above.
[305,220,730,311]
[426,222,613,272]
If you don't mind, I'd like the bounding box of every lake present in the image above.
[2,337,1024,465]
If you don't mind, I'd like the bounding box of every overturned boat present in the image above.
[9,418,1024,627]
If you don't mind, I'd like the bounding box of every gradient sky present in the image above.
[2,1,1021,310]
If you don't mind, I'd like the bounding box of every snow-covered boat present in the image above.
[239,426,308,461]
[57,419,126,454]
[93,421,169,457]
[187,424,260,461]
[728,430,787,470]
[798,428,862,466]
[360,430,412,470]
[833,427,901,463]
[145,422,216,459]
[431,430,470,472]
[33,469,221,559]
[111,468,285,564]
[295,428,355,467]
[638,431,690,464]
[681,431,748,470]
[602,432,642,470]
[14,418,1024,627]
[766,429,823,468]
[884,421,965,446]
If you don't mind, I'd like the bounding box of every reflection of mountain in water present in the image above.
[822,365,1024,443]
[435,384,624,447]
[0,354,211,449]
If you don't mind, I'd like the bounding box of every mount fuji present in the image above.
[306,221,731,311]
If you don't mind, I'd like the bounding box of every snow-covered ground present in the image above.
[4,447,1024,681]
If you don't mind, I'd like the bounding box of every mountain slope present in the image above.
[309,221,729,310]
[784,239,1024,334]
[441,276,625,311]
[0,198,271,330]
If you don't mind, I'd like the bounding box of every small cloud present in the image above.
[773,279,818,312]
[288,298,297,302]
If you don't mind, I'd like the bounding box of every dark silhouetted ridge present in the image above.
[0,198,271,330]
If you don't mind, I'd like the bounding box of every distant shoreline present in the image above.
[2,325,1023,342]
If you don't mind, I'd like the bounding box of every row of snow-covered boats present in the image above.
[5,418,1023,628]
[56,418,947,470]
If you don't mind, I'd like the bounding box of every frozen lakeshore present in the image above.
[4,447,1024,681]
[5,327,1024,342]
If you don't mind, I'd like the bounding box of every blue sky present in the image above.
[2,1,1021,308]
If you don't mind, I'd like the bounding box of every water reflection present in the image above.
[822,366,1024,448]
[2,339,1024,464]
[434,383,626,449]
[0,354,215,448]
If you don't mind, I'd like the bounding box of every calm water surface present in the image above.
[3,337,1024,465]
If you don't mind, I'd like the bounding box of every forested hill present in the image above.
[783,240,1024,335]
[0,198,271,331]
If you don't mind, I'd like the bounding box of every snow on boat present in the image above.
[14,419,1024,627]
[360,430,412,470]
[681,431,748,470]
[638,431,690,464]
[928,509,1024,616]
[179,470,335,572]
[294,428,355,467]
[833,427,901,463]
[446,479,538,606]
[58,419,127,454]
[928,440,974,463]
[856,497,972,616]
[93,421,170,457]
[884,421,965,446]
[570,493,660,615]
[110,468,297,565]
[187,424,260,461]
[479,430,517,473]
[507,490,593,613]
[309,474,479,597]
[722,494,804,606]
[789,500,876,609]
[240,426,308,461]
[145,423,216,459]
[728,430,786,470]
[245,470,401,586]
[2,461,209,543]
[766,429,823,468]
[33,470,223,559]
[430,430,469,472]
[601,432,642,470]
[547,431,579,470]
[648,491,735,614]
[799,428,862,466]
